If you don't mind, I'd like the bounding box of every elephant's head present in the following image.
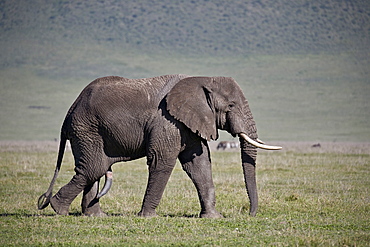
[166,76,281,216]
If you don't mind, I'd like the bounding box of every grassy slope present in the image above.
[1,0,369,57]
[0,143,369,246]
[0,0,369,142]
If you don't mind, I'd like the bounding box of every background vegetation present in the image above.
[0,0,369,142]
[1,0,369,58]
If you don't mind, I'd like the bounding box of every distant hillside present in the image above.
[1,0,369,70]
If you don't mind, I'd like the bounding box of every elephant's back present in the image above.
[84,76,163,109]
[62,74,188,128]
[79,74,188,108]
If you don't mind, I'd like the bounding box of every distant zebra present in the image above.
[311,143,321,148]
[217,141,239,150]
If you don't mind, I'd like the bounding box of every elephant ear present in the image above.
[166,77,218,141]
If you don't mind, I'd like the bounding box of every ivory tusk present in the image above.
[239,133,282,150]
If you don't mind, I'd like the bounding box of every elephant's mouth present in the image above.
[238,133,282,150]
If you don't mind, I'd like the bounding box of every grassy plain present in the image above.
[0,142,369,246]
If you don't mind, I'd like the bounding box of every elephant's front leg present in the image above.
[179,141,224,218]
[81,180,106,217]
[138,153,177,217]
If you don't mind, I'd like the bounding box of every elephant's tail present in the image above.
[37,133,67,210]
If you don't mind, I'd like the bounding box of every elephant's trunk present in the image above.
[238,133,282,216]
[239,136,258,216]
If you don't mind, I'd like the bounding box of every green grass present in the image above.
[0,143,369,246]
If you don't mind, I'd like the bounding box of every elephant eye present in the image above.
[227,103,235,111]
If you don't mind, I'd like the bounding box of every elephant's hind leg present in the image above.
[50,171,107,216]
[81,180,107,217]
[50,136,109,216]
[50,173,87,215]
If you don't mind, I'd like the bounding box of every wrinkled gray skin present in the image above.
[38,74,260,217]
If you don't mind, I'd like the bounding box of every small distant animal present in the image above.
[217,141,239,150]
[28,105,50,109]
[311,143,321,148]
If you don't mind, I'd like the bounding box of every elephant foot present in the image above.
[200,211,224,219]
[83,209,107,217]
[50,196,69,216]
[137,209,158,217]
[82,198,106,217]
[82,202,107,217]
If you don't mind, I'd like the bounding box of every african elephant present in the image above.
[38,74,281,217]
